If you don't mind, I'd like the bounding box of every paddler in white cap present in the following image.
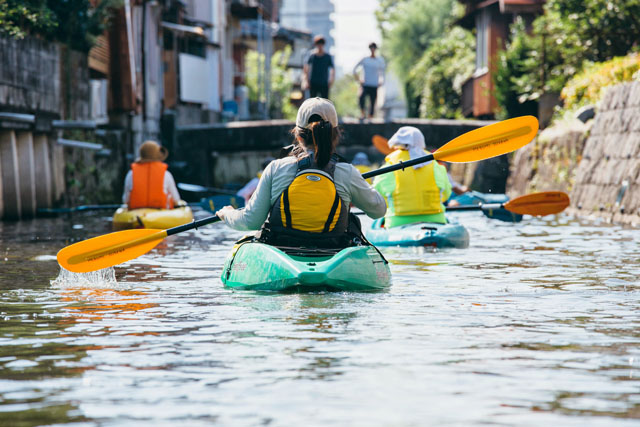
[373,126,451,227]
[215,98,386,248]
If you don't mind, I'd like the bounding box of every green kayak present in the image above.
[221,240,391,292]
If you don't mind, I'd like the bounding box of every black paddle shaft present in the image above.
[446,203,504,212]
[166,215,222,236]
[361,153,436,180]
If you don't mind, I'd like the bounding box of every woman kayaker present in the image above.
[373,126,451,227]
[122,140,181,209]
[215,97,386,247]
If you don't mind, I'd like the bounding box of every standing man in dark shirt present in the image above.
[303,35,335,99]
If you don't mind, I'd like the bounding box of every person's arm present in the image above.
[350,166,386,218]
[303,55,312,90]
[353,58,363,82]
[379,57,386,86]
[164,171,181,206]
[372,166,395,200]
[435,164,452,202]
[217,163,274,231]
[122,170,133,204]
[328,55,335,87]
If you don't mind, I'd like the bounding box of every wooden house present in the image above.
[457,0,545,118]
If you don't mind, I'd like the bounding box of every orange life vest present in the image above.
[129,162,173,209]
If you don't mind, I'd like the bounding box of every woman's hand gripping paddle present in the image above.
[57,216,222,273]
[446,191,571,217]
[362,116,539,180]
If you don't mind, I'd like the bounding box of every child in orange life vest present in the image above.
[373,126,451,227]
[122,141,181,209]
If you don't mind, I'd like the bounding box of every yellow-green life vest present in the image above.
[384,149,444,216]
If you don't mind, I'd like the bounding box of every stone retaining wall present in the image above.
[569,82,640,225]
[508,119,589,196]
[507,81,640,226]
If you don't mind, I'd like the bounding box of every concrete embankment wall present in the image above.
[508,81,640,226]
[173,118,494,188]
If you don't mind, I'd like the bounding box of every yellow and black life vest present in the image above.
[266,156,349,240]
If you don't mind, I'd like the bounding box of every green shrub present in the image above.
[561,53,640,112]
[331,76,361,119]
[409,26,474,119]
[494,0,640,119]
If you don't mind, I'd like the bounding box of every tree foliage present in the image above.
[331,76,361,119]
[409,26,474,119]
[375,0,455,81]
[493,18,540,119]
[494,0,640,118]
[561,53,640,112]
[0,0,120,52]
[246,46,297,120]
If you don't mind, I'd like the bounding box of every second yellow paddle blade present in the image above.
[434,116,539,163]
[372,135,393,155]
[57,228,167,273]
[505,191,570,216]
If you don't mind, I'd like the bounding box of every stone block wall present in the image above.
[508,119,589,196]
[569,82,640,225]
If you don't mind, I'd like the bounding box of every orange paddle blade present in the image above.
[57,228,168,273]
[433,116,538,163]
[504,191,570,216]
[372,134,393,155]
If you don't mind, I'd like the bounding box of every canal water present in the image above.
[0,210,638,426]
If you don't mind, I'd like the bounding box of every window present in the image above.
[475,8,490,74]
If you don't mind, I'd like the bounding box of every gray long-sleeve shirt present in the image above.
[222,156,387,231]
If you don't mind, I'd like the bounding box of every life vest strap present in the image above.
[282,188,292,228]
[323,192,340,233]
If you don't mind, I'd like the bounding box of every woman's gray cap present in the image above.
[296,97,339,129]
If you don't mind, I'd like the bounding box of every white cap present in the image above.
[388,126,426,150]
[296,97,339,129]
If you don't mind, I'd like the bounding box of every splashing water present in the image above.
[51,266,120,289]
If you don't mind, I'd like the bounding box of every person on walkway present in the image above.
[353,42,386,119]
[303,35,335,99]
[215,98,386,247]
[373,127,451,227]
[122,140,181,209]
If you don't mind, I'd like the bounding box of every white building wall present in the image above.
[281,0,335,54]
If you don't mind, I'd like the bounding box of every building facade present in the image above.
[457,0,545,119]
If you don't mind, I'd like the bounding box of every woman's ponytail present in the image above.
[308,120,334,169]
[290,114,339,168]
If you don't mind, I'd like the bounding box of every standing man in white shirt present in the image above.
[353,42,386,119]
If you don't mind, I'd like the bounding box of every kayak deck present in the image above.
[365,219,470,248]
[221,241,391,292]
[112,205,194,230]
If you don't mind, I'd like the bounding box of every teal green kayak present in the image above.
[221,241,391,292]
[365,218,470,248]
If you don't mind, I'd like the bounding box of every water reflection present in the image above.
[0,212,639,425]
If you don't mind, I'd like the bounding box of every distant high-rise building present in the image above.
[280,0,335,54]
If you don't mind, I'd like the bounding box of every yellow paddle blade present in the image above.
[505,191,570,216]
[57,228,168,273]
[433,116,538,163]
[372,134,393,155]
